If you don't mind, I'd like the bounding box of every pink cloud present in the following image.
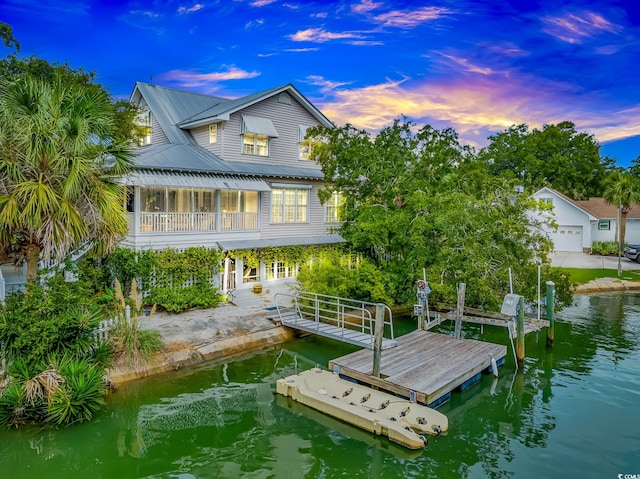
[373,6,453,28]
[177,4,204,15]
[351,0,382,14]
[313,74,640,148]
[542,11,622,44]
[289,27,364,42]
[157,66,260,88]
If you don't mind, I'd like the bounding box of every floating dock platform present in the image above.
[329,330,507,408]
[277,367,448,449]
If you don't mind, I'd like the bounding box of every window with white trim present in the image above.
[540,197,553,206]
[298,125,312,160]
[209,123,218,143]
[265,260,298,280]
[137,110,152,146]
[598,219,611,230]
[243,133,269,156]
[271,188,308,223]
[325,191,343,223]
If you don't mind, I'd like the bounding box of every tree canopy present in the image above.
[308,118,572,310]
[480,121,614,200]
[0,71,133,281]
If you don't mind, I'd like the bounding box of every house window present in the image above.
[209,124,218,143]
[168,188,192,212]
[598,220,611,230]
[241,115,278,157]
[194,189,216,213]
[141,187,166,212]
[242,258,259,283]
[265,260,297,280]
[299,140,312,160]
[298,125,312,160]
[138,111,152,146]
[271,188,308,223]
[125,186,134,213]
[243,133,269,156]
[325,191,343,223]
[540,197,553,206]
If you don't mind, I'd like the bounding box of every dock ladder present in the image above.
[272,292,397,350]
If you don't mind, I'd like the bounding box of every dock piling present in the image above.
[516,295,525,368]
[372,303,385,377]
[546,281,555,347]
[454,283,466,339]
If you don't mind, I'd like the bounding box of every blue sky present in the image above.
[2,0,640,166]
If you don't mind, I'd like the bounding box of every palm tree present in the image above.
[0,74,132,283]
[603,171,640,275]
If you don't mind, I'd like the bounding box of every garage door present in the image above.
[551,226,583,252]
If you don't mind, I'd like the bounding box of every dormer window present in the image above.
[137,110,152,146]
[241,115,278,157]
[209,123,218,143]
[298,125,312,161]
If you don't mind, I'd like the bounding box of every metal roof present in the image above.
[133,144,325,179]
[133,83,230,145]
[217,234,345,251]
[130,82,330,181]
[242,115,279,137]
[121,170,271,191]
[177,84,334,129]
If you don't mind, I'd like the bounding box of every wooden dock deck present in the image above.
[328,330,507,408]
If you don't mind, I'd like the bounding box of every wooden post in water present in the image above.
[372,303,385,378]
[516,295,525,368]
[454,283,466,340]
[546,281,555,347]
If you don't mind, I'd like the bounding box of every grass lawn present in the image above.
[557,268,640,284]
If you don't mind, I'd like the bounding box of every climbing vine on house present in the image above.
[101,247,224,313]
[229,244,331,268]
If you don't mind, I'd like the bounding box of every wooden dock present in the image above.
[328,330,507,408]
[427,307,550,337]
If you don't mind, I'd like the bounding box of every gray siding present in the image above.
[151,110,170,145]
[137,98,170,146]
[260,178,332,239]
[220,95,323,171]
[192,123,224,156]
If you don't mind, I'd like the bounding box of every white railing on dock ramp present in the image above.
[274,291,396,349]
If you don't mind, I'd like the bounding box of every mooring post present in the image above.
[546,281,555,347]
[372,303,385,378]
[454,283,466,339]
[516,295,525,368]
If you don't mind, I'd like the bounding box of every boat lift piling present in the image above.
[372,303,385,378]
[516,295,525,368]
[546,281,555,347]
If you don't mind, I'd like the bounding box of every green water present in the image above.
[2,293,640,478]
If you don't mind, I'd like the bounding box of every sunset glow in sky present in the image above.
[3,0,640,164]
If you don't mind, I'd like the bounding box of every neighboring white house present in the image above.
[122,82,343,292]
[533,187,640,252]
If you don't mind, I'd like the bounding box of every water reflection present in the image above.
[1,294,639,478]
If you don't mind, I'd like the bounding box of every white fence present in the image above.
[93,317,118,343]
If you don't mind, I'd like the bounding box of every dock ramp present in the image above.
[272,292,397,350]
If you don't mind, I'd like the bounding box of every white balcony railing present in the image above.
[220,212,258,231]
[139,212,258,233]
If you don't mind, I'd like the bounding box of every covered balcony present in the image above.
[123,171,268,235]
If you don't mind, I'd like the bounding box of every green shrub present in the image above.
[149,284,222,313]
[296,250,394,305]
[0,356,106,428]
[108,318,164,368]
[0,274,112,428]
[591,241,619,255]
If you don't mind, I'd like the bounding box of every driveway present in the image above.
[550,252,640,270]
